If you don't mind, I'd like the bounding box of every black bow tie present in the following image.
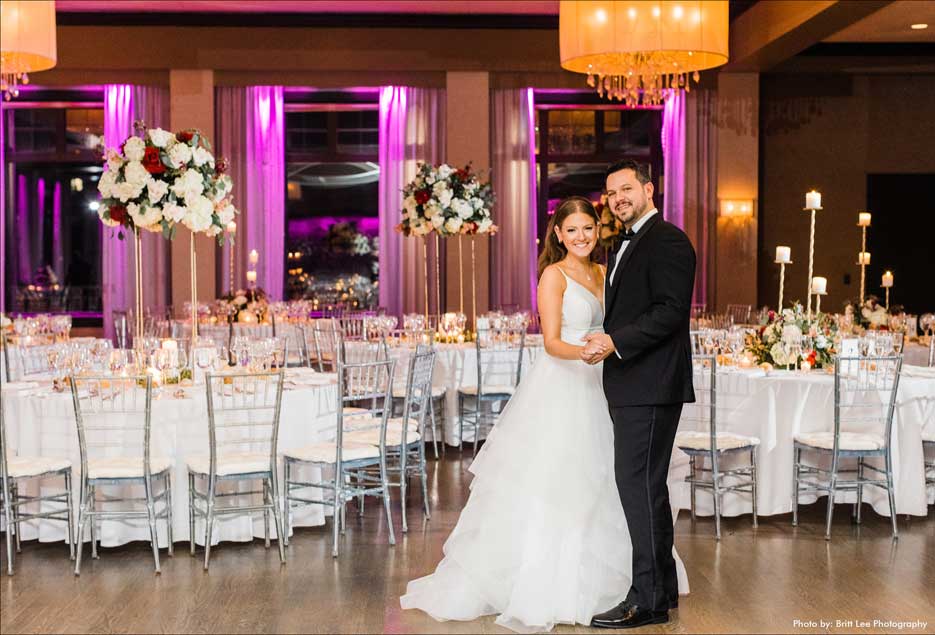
[619,228,637,242]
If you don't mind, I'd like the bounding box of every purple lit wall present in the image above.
[288,216,379,240]
[52,181,63,281]
[16,174,30,280]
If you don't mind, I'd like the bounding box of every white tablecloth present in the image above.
[2,369,340,547]
[376,339,544,446]
[672,365,935,518]
[903,342,931,367]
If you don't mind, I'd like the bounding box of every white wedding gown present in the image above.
[401,270,689,633]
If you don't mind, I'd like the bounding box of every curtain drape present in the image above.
[102,84,170,340]
[490,88,538,313]
[377,86,446,318]
[662,89,717,308]
[215,86,285,301]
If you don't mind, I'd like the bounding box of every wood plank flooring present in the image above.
[2,453,933,634]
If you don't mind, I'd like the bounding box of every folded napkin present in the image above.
[902,365,935,379]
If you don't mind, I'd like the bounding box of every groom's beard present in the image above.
[614,198,648,228]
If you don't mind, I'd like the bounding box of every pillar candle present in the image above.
[248,249,259,265]
[811,276,828,294]
[858,252,871,265]
[775,246,792,263]
[805,190,822,209]
[882,271,894,288]
[857,212,871,227]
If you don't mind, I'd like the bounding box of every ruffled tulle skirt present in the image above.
[401,353,688,633]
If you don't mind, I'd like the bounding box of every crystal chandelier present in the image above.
[560,1,729,106]
[1,1,57,100]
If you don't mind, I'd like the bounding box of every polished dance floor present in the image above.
[1,452,932,634]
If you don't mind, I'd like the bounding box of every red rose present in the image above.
[807,350,817,366]
[215,158,229,175]
[177,130,194,143]
[109,205,128,225]
[142,145,166,174]
[455,169,469,180]
[414,189,431,205]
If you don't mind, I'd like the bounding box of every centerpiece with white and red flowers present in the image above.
[396,162,495,327]
[98,123,238,343]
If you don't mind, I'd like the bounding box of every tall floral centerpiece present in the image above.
[97,123,238,344]
[396,162,495,326]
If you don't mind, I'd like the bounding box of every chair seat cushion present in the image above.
[346,416,420,433]
[6,456,72,479]
[392,385,446,399]
[186,452,270,476]
[794,431,885,452]
[343,407,371,419]
[675,431,761,451]
[283,441,380,464]
[345,426,421,447]
[457,385,515,397]
[88,456,172,479]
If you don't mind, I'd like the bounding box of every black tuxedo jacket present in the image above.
[602,213,696,407]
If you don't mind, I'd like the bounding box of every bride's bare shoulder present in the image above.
[538,264,566,288]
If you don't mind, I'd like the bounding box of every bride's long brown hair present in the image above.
[537,196,601,278]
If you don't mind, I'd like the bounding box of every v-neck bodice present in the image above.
[557,268,605,345]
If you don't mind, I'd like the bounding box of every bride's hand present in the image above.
[581,333,614,364]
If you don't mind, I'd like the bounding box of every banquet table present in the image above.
[2,368,340,548]
[902,341,931,367]
[354,337,545,446]
[671,364,935,518]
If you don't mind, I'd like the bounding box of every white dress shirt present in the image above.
[609,208,658,286]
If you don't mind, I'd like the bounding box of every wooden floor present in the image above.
[2,452,933,634]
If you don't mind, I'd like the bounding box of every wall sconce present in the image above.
[719,199,754,218]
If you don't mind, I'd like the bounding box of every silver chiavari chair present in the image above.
[187,370,286,569]
[338,316,366,341]
[71,374,173,575]
[726,304,753,326]
[347,347,435,533]
[923,433,935,496]
[1,390,75,575]
[674,354,759,540]
[311,322,344,373]
[389,330,445,459]
[458,328,525,455]
[282,358,397,557]
[928,335,934,367]
[793,354,903,539]
[273,322,309,368]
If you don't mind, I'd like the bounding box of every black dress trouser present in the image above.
[610,403,683,611]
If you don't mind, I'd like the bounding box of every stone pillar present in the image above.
[169,70,216,310]
[715,72,759,313]
[445,71,491,319]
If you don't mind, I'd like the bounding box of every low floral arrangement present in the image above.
[97,123,237,243]
[841,296,905,331]
[221,288,270,323]
[396,162,496,237]
[744,303,837,369]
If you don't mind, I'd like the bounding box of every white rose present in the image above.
[98,206,119,227]
[464,181,477,195]
[163,202,187,224]
[171,169,204,201]
[471,196,485,210]
[105,149,124,173]
[215,201,236,226]
[424,172,436,185]
[147,178,168,204]
[123,161,150,187]
[770,342,790,366]
[98,170,117,198]
[128,202,163,230]
[444,217,463,234]
[432,180,451,203]
[423,201,440,219]
[192,146,215,168]
[147,128,176,148]
[182,195,214,232]
[431,214,445,229]
[123,137,146,162]
[403,195,417,216]
[451,198,472,219]
[114,180,144,203]
[167,143,193,169]
[437,164,453,180]
[211,175,232,203]
[477,218,493,234]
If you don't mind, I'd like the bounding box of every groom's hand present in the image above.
[580,333,615,364]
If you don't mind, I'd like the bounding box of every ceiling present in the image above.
[55,1,560,14]
[824,1,935,43]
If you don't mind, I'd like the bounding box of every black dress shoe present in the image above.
[590,601,669,629]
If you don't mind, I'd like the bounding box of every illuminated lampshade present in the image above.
[0,0,57,100]
[560,0,729,105]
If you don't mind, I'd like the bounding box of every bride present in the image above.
[400,196,688,633]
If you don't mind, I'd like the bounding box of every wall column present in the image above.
[169,70,216,310]
[714,72,759,313]
[445,72,491,318]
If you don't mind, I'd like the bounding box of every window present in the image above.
[3,95,105,321]
[284,92,380,310]
[534,93,663,252]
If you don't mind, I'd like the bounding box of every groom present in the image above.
[581,160,696,629]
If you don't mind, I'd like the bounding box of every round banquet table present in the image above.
[2,368,340,548]
[902,341,931,367]
[356,337,545,447]
[671,364,935,519]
